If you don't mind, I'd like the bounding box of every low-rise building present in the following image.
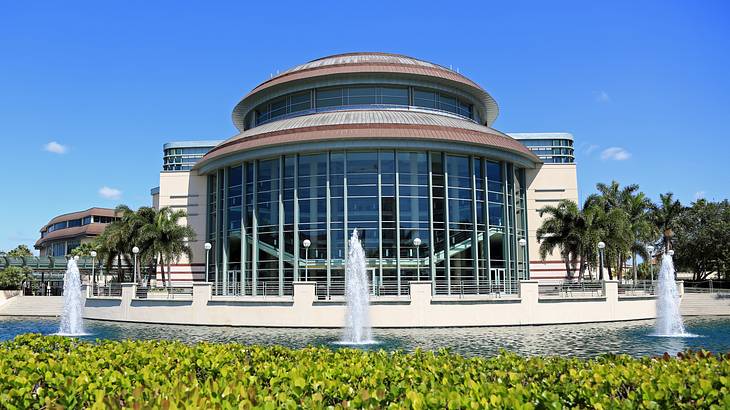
[35,208,119,257]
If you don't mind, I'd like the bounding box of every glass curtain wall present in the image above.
[207,150,526,297]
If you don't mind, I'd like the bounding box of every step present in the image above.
[0,296,66,317]
[681,293,730,316]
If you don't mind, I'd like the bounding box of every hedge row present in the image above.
[1,334,729,409]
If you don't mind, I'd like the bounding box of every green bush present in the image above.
[0,334,728,409]
[0,266,28,289]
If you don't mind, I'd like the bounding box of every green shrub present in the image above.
[0,334,728,409]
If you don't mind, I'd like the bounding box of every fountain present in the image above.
[341,229,373,344]
[654,253,688,337]
[58,256,86,336]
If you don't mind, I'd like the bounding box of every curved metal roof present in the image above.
[197,109,538,173]
[232,52,500,130]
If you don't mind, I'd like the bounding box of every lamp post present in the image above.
[132,246,139,283]
[598,241,606,280]
[647,245,655,282]
[204,242,212,283]
[413,237,422,280]
[303,239,311,281]
[518,238,527,280]
[90,250,97,290]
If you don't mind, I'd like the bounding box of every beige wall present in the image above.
[155,171,208,283]
[525,164,579,280]
[84,280,657,327]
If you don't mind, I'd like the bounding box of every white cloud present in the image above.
[585,144,599,155]
[694,191,705,201]
[595,90,611,103]
[99,186,122,200]
[600,147,631,161]
[44,141,68,154]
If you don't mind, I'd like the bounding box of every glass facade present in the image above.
[515,138,575,163]
[163,146,217,171]
[207,150,529,297]
[245,85,476,129]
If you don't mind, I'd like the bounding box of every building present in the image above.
[509,133,579,280]
[509,133,575,164]
[152,52,579,293]
[35,208,119,257]
[162,140,223,172]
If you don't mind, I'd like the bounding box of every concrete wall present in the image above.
[524,164,579,280]
[84,280,656,327]
[0,290,20,308]
[155,171,208,283]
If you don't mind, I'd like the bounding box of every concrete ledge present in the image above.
[83,280,658,328]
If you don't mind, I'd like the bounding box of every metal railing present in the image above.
[135,285,193,300]
[433,280,516,297]
[684,280,730,294]
[91,284,122,297]
[538,280,604,297]
[211,280,293,297]
[617,280,656,296]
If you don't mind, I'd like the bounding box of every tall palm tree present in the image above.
[651,192,683,253]
[536,200,584,278]
[622,191,656,282]
[139,207,196,288]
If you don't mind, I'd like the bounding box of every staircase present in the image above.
[681,293,730,317]
[0,296,65,317]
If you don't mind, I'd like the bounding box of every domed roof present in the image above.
[276,52,449,77]
[233,52,500,129]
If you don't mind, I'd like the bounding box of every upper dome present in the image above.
[232,52,499,130]
[273,52,450,78]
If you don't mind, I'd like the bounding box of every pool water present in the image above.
[1,316,729,358]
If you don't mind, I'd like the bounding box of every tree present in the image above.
[621,191,656,282]
[7,245,32,257]
[673,199,730,281]
[139,207,196,288]
[0,266,28,289]
[585,181,636,280]
[651,192,683,253]
[94,205,196,287]
[69,242,98,257]
[536,200,584,278]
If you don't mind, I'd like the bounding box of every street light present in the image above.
[647,245,655,282]
[303,239,311,281]
[204,242,212,283]
[518,238,527,281]
[132,246,139,283]
[413,237,422,280]
[90,250,97,290]
[598,241,606,280]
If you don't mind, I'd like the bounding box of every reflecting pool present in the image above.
[1,316,729,358]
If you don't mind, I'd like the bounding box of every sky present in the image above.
[1,0,728,253]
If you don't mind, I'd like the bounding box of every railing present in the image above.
[684,280,730,294]
[135,285,193,300]
[538,280,604,297]
[617,280,656,296]
[211,280,293,297]
[314,280,412,300]
[433,279,516,297]
[92,284,122,297]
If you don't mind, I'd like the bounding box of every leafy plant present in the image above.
[0,335,728,409]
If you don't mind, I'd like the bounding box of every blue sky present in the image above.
[1,0,728,252]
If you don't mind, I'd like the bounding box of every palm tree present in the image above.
[536,200,584,278]
[96,221,130,283]
[651,192,683,253]
[139,207,196,288]
[622,191,656,282]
